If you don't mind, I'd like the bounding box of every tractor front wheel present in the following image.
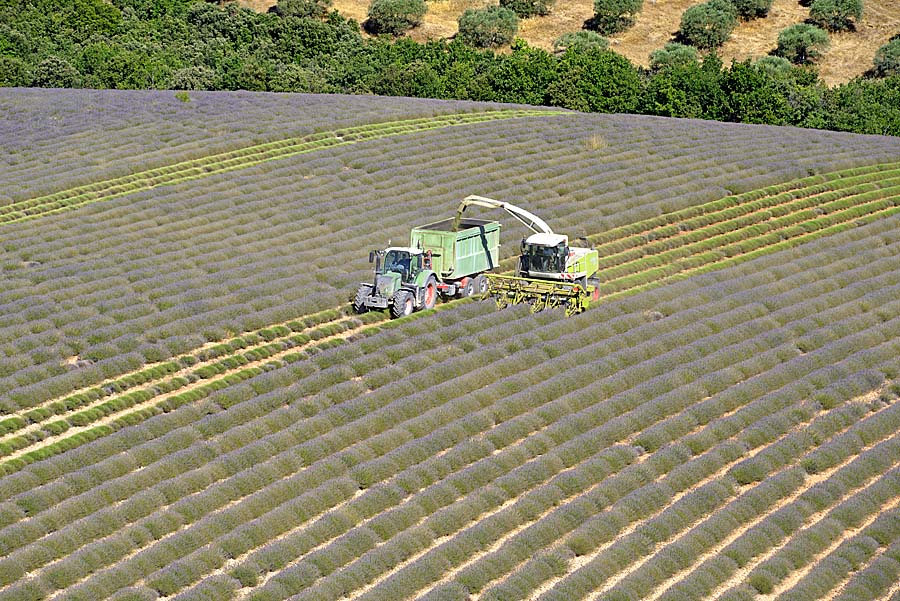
[353,284,372,314]
[390,291,414,318]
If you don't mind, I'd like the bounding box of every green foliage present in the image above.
[729,0,774,19]
[754,55,794,77]
[640,53,723,119]
[273,0,333,19]
[591,0,643,35]
[874,38,900,78]
[31,56,81,88]
[0,55,29,86]
[112,0,193,19]
[500,0,555,18]
[648,42,698,71]
[808,0,863,32]
[552,31,609,53]
[481,39,556,104]
[366,0,427,35]
[824,74,900,135]
[548,46,642,113]
[457,6,519,49]
[775,23,829,64]
[678,0,738,49]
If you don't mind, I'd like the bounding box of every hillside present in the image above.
[240,0,900,87]
[3,88,900,600]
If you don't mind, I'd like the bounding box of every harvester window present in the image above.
[525,243,567,273]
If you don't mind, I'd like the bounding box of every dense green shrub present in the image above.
[457,6,519,48]
[365,0,427,35]
[590,0,643,34]
[874,38,900,77]
[678,0,738,49]
[552,31,608,53]
[500,0,555,18]
[648,42,698,70]
[31,56,81,88]
[547,47,642,112]
[775,23,829,64]
[808,0,863,32]
[272,0,333,18]
[730,0,774,19]
[754,55,794,77]
[809,0,863,31]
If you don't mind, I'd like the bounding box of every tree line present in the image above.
[1,0,898,135]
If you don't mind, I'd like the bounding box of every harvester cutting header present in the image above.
[353,195,600,318]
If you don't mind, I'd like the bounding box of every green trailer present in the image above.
[411,217,501,298]
[353,216,501,318]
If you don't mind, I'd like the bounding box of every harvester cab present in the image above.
[518,233,598,286]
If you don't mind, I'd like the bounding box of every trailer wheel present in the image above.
[353,284,372,314]
[457,277,474,298]
[474,274,489,295]
[423,277,438,310]
[390,291,414,318]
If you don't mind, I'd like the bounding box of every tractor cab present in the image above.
[357,246,438,317]
[518,233,569,277]
[380,247,423,283]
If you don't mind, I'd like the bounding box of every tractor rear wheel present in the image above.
[423,277,438,310]
[390,291,414,318]
[353,284,371,314]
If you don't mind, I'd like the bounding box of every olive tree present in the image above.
[808,0,863,32]
[775,23,829,64]
[365,0,427,35]
[591,0,643,35]
[649,43,699,71]
[552,31,609,53]
[457,6,519,48]
[678,0,738,49]
[272,0,332,19]
[730,0,774,19]
[873,37,900,77]
[500,0,555,18]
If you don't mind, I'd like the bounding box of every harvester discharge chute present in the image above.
[454,196,601,316]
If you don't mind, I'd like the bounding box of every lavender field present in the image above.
[2,88,900,601]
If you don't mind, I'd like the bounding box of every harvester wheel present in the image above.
[390,291,414,318]
[423,277,438,310]
[353,284,372,314]
[474,274,489,296]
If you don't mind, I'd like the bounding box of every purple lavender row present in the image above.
[3,107,900,410]
[3,213,900,600]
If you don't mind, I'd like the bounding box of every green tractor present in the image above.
[353,246,440,318]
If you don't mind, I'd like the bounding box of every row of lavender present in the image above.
[4,107,900,410]
[3,161,898,479]
[0,89,519,203]
[2,212,900,601]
